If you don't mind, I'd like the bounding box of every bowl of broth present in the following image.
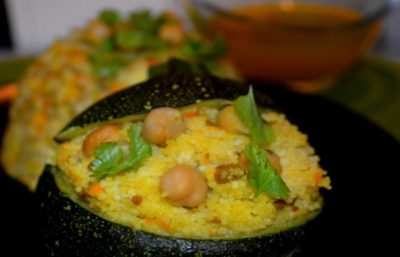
[187,0,388,83]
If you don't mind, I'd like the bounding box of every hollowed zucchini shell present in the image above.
[35,71,314,257]
[37,165,305,257]
[54,72,269,142]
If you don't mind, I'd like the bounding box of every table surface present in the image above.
[322,57,400,142]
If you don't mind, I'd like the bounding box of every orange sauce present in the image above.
[208,3,381,81]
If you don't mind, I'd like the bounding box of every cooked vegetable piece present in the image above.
[90,124,152,179]
[131,195,143,205]
[233,87,275,146]
[245,143,289,199]
[214,164,245,184]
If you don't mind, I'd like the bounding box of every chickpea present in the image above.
[239,149,283,174]
[217,105,248,134]
[82,124,121,157]
[142,107,185,146]
[158,23,185,45]
[160,165,207,208]
[173,173,208,208]
[160,165,195,201]
[84,20,112,45]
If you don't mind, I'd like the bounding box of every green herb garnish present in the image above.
[115,30,165,50]
[94,38,115,54]
[116,30,148,50]
[245,143,289,199]
[148,58,209,78]
[129,10,167,35]
[99,9,120,25]
[233,87,275,146]
[181,36,227,61]
[90,125,152,180]
[91,56,124,78]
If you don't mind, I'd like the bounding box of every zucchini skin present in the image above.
[36,165,305,257]
[55,73,271,142]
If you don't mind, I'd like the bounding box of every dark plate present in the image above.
[1,85,399,256]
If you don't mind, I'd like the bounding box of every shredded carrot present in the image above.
[0,83,18,103]
[75,75,93,86]
[314,171,323,186]
[144,216,172,231]
[145,57,160,67]
[64,84,81,101]
[69,51,88,65]
[42,98,53,109]
[57,150,70,165]
[200,153,211,164]
[32,112,49,132]
[109,82,125,93]
[183,111,198,119]
[88,183,104,197]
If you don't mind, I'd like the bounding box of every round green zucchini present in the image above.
[36,165,305,257]
[35,71,313,257]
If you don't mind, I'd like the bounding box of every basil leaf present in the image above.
[245,143,289,199]
[233,87,275,146]
[112,124,152,172]
[90,125,152,180]
[90,142,123,179]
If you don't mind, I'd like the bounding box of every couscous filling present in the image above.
[56,92,330,239]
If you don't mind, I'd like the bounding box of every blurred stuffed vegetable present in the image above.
[1,9,239,190]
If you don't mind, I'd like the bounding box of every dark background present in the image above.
[0,0,12,49]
